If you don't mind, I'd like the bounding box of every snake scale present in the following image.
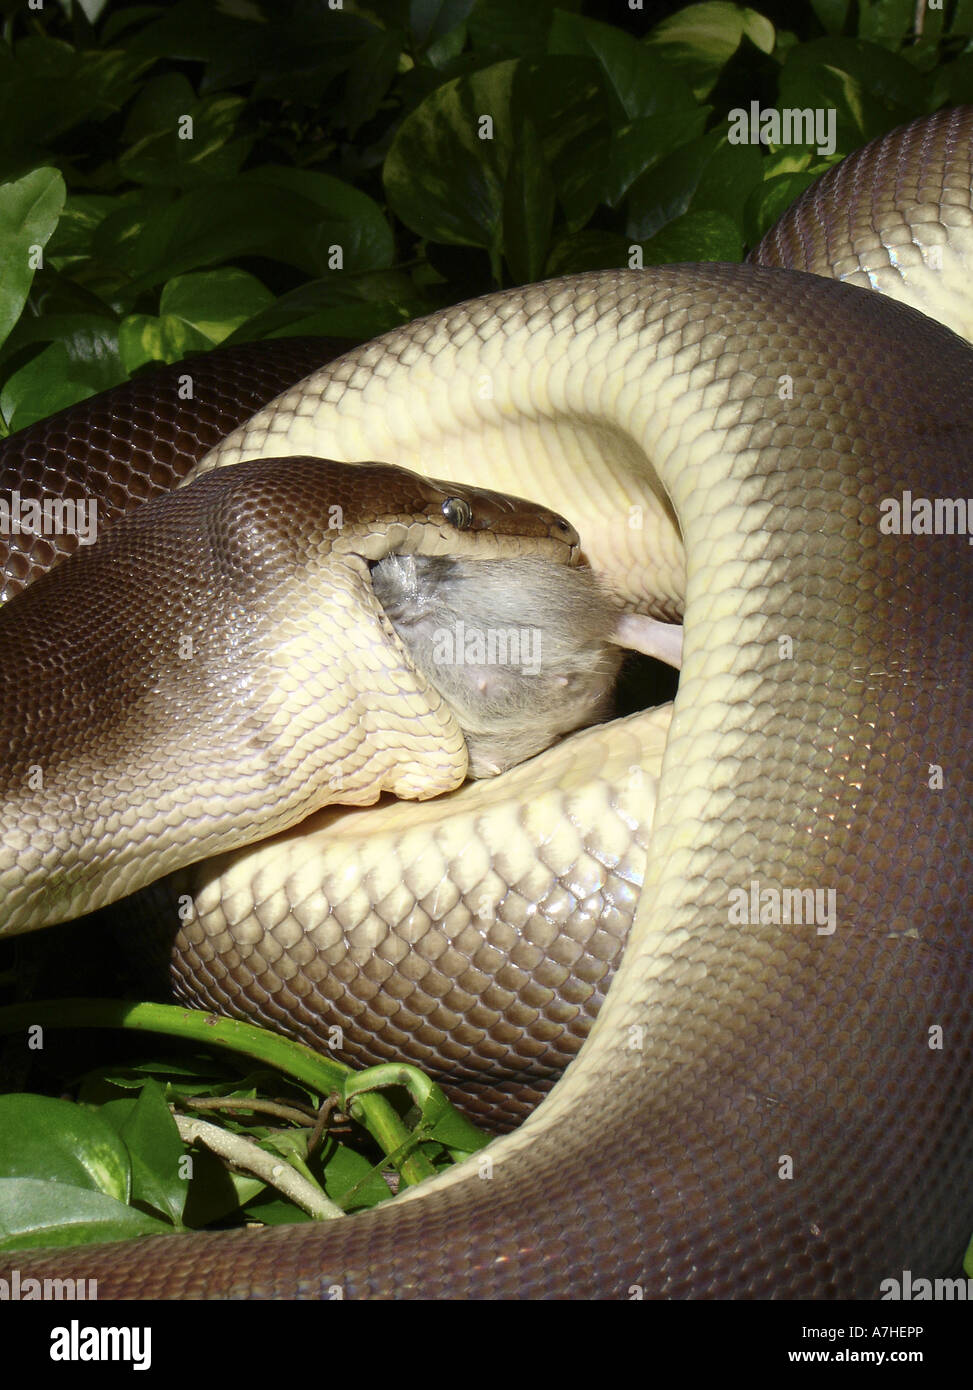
[1,108,971,1298]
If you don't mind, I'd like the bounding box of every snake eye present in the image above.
[442,496,473,530]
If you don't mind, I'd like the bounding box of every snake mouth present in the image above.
[385,520,583,569]
[367,547,680,781]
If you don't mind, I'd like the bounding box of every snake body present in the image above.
[0,456,584,934]
[1,109,972,1297]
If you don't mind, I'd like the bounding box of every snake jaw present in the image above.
[370,552,625,777]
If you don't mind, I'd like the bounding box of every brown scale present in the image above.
[0,337,352,600]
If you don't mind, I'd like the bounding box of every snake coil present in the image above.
[1,108,972,1298]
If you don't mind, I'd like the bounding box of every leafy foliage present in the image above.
[0,0,970,432]
[0,1002,489,1250]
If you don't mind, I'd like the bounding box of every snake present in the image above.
[0,107,971,1298]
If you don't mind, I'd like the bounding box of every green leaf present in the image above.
[1,331,125,433]
[0,1094,130,1201]
[42,189,171,310]
[418,1089,491,1154]
[95,170,392,291]
[744,167,829,246]
[780,39,929,137]
[626,130,764,242]
[425,20,471,69]
[319,1145,394,1212]
[181,1146,266,1230]
[948,0,973,36]
[226,274,415,345]
[102,1082,188,1227]
[384,59,518,267]
[117,315,208,372]
[45,193,123,266]
[753,149,821,180]
[342,28,404,135]
[517,55,611,232]
[0,36,150,174]
[647,2,776,100]
[0,1179,171,1251]
[932,53,973,109]
[129,1,373,106]
[545,229,633,278]
[410,0,477,51]
[467,0,557,56]
[243,165,395,273]
[161,268,274,337]
[638,208,743,266]
[530,21,704,214]
[121,0,273,76]
[0,310,118,365]
[118,267,274,371]
[857,0,917,45]
[549,10,698,120]
[119,94,253,189]
[239,1194,313,1227]
[810,0,852,33]
[606,108,709,208]
[741,7,776,54]
[0,312,121,401]
[122,71,196,141]
[79,1056,242,1101]
[502,115,554,284]
[0,168,66,352]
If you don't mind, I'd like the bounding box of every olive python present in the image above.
[1,108,971,1297]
